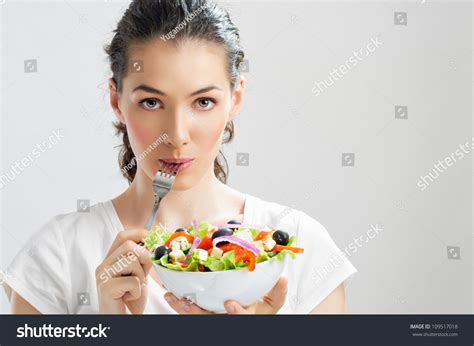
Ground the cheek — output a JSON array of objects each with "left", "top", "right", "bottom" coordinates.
[
  {"left": 124, "top": 115, "right": 155, "bottom": 152},
  {"left": 195, "top": 119, "right": 225, "bottom": 152}
]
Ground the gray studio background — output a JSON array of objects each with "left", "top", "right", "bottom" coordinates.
[{"left": 0, "top": 0, "right": 472, "bottom": 313}]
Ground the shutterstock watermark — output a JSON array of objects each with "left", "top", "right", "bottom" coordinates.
[
  {"left": 160, "top": 5, "right": 207, "bottom": 41},
  {"left": 417, "top": 137, "right": 473, "bottom": 191},
  {"left": 17, "top": 323, "right": 110, "bottom": 338},
  {"left": 97, "top": 242, "right": 149, "bottom": 284},
  {"left": 121, "top": 133, "right": 169, "bottom": 176},
  {"left": 311, "top": 36, "right": 383, "bottom": 96},
  {"left": 311, "top": 223, "right": 383, "bottom": 283},
  {"left": 0, "top": 129, "right": 64, "bottom": 190}
]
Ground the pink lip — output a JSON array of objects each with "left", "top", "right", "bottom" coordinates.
[
  {"left": 159, "top": 158, "right": 194, "bottom": 164},
  {"left": 159, "top": 159, "right": 194, "bottom": 174}
]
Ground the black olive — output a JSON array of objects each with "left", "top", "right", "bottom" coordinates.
[
  {"left": 175, "top": 227, "right": 188, "bottom": 233},
  {"left": 272, "top": 230, "right": 289, "bottom": 245},
  {"left": 227, "top": 219, "right": 241, "bottom": 230},
  {"left": 154, "top": 245, "right": 170, "bottom": 260},
  {"left": 211, "top": 228, "right": 234, "bottom": 243}
]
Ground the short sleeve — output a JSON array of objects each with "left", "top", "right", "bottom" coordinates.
[
  {"left": 290, "top": 211, "right": 357, "bottom": 313},
  {"left": 1, "top": 217, "right": 72, "bottom": 314}
]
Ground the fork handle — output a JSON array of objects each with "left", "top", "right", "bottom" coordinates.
[{"left": 144, "top": 195, "right": 162, "bottom": 231}]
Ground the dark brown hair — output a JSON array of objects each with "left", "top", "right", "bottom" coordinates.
[{"left": 104, "top": 0, "right": 245, "bottom": 184}]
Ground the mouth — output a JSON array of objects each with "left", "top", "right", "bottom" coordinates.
[{"left": 159, "top": 158, "right": 195, "bottom": 174}]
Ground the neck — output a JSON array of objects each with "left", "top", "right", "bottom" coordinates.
[{"left": 116, "top": 164, "right": 231, "bottom": 230}]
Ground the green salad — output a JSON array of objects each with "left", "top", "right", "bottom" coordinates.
[{"left": 144, "top": 220, "right": 304, "bottom": 272}]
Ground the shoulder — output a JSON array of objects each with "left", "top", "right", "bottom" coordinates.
[
  {"left": 246, "top": 193, "right": 327, "bottom": 240},
  {"left": 2, "top": 201, "right": 120, "bottom": 314},
  {"left": 30, "top": 201, "right": 118, "bottom": 253},
  {"left": 247, "top": 194, "right": 357, "bottom": 313}
]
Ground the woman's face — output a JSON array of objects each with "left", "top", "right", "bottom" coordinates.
[{"left": 109, "top": 38, "right": 244, "bottom": 190}]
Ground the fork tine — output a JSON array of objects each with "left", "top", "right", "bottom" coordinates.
[
  {"left": 162, "top": 166, "right": 170, "bottom": 178},
  {"left": 168, "top": 164, "right": 176, "bottom": 177},
  {"left": 160, "top": 162, "right": 176, "bottom": 178},
  {"left": 166, "top": 165, "right": 172, "bottom": 178},
  {"left": 170, "top": 164, "right": 178, "bottom": 176},
  {"left": 159, "top": 163, "right": 169, "bottom": 177}
]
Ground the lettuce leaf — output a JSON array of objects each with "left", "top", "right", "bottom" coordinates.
[
  {"left": 221, "top": 250, "right": 237, "bottom": 270},
  {"left": 205, "top": 256, "right": 225, "bottom": 271},
  {"left": 248, "top": 228, "right": 261, "bottom": 238},
  {"left": 287, "top": 235, "right": 297, "bottom": 246},
  {"left": 256, "top": 250, "right": 270, "bottom": 263},
  {"left": 162, "top": 233, "right": 172, "bottom": 243},
  {"left": 156, "top": 254, "right": 183, "bottom": 271},
  {"left": 144, "top": 224, "right": 166, "bottom": 250},
  {"left": 186, "top": 221, "right": 210, "bottom": 238},
  {"left": 274, "top": 249, "right": 296, "bottom": 261},
  {"left": 153, "top": 254, "right": 200, "bottom": 272}
]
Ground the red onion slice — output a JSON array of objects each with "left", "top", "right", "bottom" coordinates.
[
  {"left": 185, "top": 220, "right": 201, "bottom": 263},
  {"left": 212, "top": 235, "right": 261, "bottom": 256}
]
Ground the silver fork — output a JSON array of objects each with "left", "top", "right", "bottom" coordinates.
[{"left": 144, "top": 162, "right": 178, "bottom": 231}]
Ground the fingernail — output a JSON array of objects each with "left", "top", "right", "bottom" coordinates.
[
  {"left": 226, "top": 304, "right": 236, "bottom": 313},
  {"left": 182, "top": 301, "right": 191, "bottom": 312}
]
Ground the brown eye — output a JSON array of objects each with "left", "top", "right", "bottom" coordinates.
[{"left": 194, "top": 98, "right": 216, "bottom": 111}]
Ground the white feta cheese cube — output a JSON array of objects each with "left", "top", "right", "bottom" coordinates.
[
  {"left": 169, "top": 249, "right": 185, "bottom": 263},
  {"left": 263, "top": 238, "right": 276, "bottom": 251},
  {"left": 195, "top": 249, "right": 208, "bottom": 261},
  {"left": 170, "top": 239, "right": 181, "bottom": 251},
  {"left": 171, "top": 236, "right": 191, "bottom": 251},
  {"left": 178, "top": 237, "right": 191, "bottom": 251},
  {"left": 211, "top": 246, "right": 223, "bottom": 259}
]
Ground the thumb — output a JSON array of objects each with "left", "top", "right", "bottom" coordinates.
[
  {"left": 259, "top": 276, "right": 288, "bottom": 313},
  {"left": 126, "top": 282, "right": 148, "bottom": 314},
  {"left": 224, "top": 300, "right": 249, "bottom": 314}
]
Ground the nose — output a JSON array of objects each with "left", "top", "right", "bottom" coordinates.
[{"left": 163, "top": 106, "right": 191, "bottom": 149}]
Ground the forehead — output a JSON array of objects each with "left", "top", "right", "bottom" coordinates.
[{"left": 123, "top": 38, "right": 230, "bottom": 94}]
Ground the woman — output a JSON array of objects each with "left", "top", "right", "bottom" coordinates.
[{"left": 3, "top": 0, "right": 357, "bottom": 314}]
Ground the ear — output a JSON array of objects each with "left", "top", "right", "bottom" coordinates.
[
  {"left": 228, "top": 75, "right": 245, "bottom": 122},
  {"left": 109, "top": 78, "right": 125, "bottom": 124}
]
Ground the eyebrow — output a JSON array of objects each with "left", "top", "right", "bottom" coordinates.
[{"left": 132, "top": 84, "right": 222, "bottom": 97}]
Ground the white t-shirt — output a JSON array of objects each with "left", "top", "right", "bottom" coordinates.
[{"left": 1, "top": 193, "right": 357, "bottom": 314}]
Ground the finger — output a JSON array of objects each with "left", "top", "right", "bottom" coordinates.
[
  {"left": 259, "top": 276, "right": 289, "bottom": 313},
  {"left": 99, "top": 276, "right": 141, "bottom": 303},
  {"left": 131, "top": 244, "right": 153, "bottom": 276},
  {"left": 97, "top": 276, "right": 141, "bottom": 314},
  {"left": 104, "top": 240, "right": 152, "bottom": 273},
  {"left": 164, "top": 293, "right": 213, "bottom": 314},
  {"left": 224, "top": 300, "right": 250, "bottom": 314},
  {"left": 107, "top": 229, "right": 149, "bottom": 257},
  {"left": 99, "top": 250, "right": 147, "bottom": 285},
  {"left": 123, "top": 281, "right": 146, "bottom": 302},
  {"left": 117, "top": 254, "right": 146, "bottom": 284},
  {"left": 125, "top": 281, "right": 149, "bottom": 314}
]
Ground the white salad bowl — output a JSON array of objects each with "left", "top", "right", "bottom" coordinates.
[{"left": 153, "top": 256, "right": 288, "bottom": 313}]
